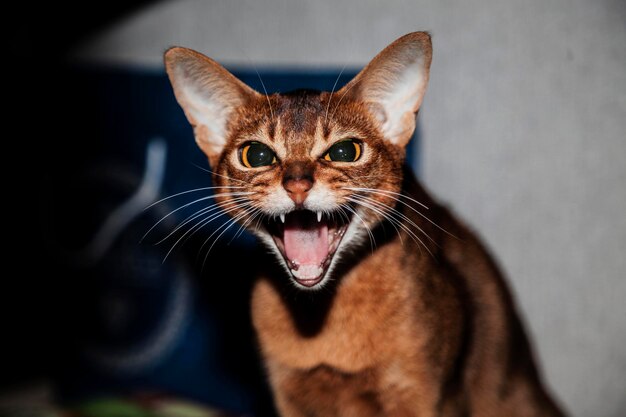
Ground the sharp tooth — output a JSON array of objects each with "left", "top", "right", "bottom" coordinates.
[
  {"left": 279, "top": 213, "right": 285, "bottom": 223},
  {"left": 317, "top": 211, "right": 322, "bottom": 222}
]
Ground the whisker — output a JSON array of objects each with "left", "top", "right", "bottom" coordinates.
[
  {"left": 231, "top": 44, "right": 276, "bottom": 124},
  {"left": 324, "top": 64, "right": 347, "bottom": 126},
  {"left": 200, "top": 205, "right": 259, "bottom": 271},
  {"left": 191, "top": 163, "right": 250, "bottom": 186},
  {"left": 162, "top": 201, "right": 255, "bottom": 263},
  {"left": 340, "top": 203, "right": 376, "bottom": 254},
  {"left": 154, "top": 196, "right": 252, "bottom": 245},
  {"left": 345, "top": 187, "right": 429, "bottom": 210},
  {"left": 347, "top": 196, "right": 411, "bottom": 242},
  {"left": 350, "top": 194, "right": 437, "bottom": 245},
  {"left": 230, "top": 206, "right": 263, "bottom": 243},
  {"left": 253, "top": 210, "right": 267, "bottom": 231},
  {"left": 155, "top": 206, "right": 214, "bottom": 244},
  {"left": 348, "top": 194, "right": 437, "bottom": 250},
  {"left": 141, "top": 191, "right": 256, "bottom": 242},
  {"left": 253, "top": 67, "right": 275, "bottom": 123},
  {"left": 143, "top": 185, "right": 246, "bottom": 211},
  {"left": 195, "top": 204, "right": 256, "bottom": 257},
  {"left": 330, "top": 75, "right": 364, "bottom": 121},
  {"left": 184, "top": 204, "right": 251, "bottom": 243},
  {"left": 347, "top": 196, "right": 433, "bottom": 258},
  {"left": 352, "top": 173, "right": 405, "bottom": 182},
  {"left": 346, "top": 195, "right": 404, "bottom": 245},
  {"left": 344, "top": 187, "right": 459, "bottom": 240},
  {"left": 346, "top": 196, "right": 406, "bottom": 247}
]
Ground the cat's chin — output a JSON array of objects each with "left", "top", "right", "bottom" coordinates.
[{"left": 261, "top": 209, "right": 351, "bottom": 290}]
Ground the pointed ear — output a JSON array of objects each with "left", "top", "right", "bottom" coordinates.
[
  {"left": 338, "top": 32, "right": 432, "bottom": 147},
  {"left": 164, "top": 47, "right": 258, "bottom": 165}
]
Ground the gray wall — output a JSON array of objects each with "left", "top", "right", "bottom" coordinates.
[{"left": 76, "top": 1, "right": 626, "bottom": 415}]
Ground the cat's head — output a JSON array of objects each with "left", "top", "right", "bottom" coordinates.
[{"left": 165, "top": 32, "right": 432, "bottom": 290}]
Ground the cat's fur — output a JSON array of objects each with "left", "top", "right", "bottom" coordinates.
[{"left": 164, "top": 32, "right": 565, "bottom": 416}]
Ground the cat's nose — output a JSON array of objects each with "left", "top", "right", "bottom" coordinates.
[
  {"left": 284, "top": 178, "right": 313, "bottom": 205},
  {"left": 283, "top": 161, "right": 314, "bottom": 206}
]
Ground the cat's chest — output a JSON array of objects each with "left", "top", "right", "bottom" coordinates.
[{"left": 251, "top": 242, "right": 420, "bottom": 372}]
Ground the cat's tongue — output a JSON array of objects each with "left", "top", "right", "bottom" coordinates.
[{"left": 283, "top": 215, "right": 328, "bottom": 282}]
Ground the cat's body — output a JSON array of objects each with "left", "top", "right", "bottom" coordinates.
[
  {"left": 164, "top": 32, "right": 565, "bottom": 416},
  {"left": 252, "top": 167, "right": 561, "bottom": 416}
]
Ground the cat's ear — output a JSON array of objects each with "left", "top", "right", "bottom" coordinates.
[
  {"left": 164, "top": 47, "right": 258, "bottom": 165},
  {"left": 338, "top": 32, "right": 432, "bottom": 147}
]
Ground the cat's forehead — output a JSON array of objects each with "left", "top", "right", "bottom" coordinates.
[
  {"left": 272, "top": 89, "right": 326, "bottom": 139},
  {"left": 232, "top": 88, "right": 378, "bottom": 158},
  {"left": 234, "top": 89, "right": 328, "bottom": 156}
]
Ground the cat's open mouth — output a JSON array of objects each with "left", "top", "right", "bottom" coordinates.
[{"left": 265, "top": 210, "right": 350, "bottom": 288}]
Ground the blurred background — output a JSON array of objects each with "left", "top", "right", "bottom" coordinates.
[{"left": 4, "top": 0, "right": 625, "bottom": 416}]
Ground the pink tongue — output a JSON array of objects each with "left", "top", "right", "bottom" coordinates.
[{"left": 283, "top": 221, "right": 329, "bottom": 267}]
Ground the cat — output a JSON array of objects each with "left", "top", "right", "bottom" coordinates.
[{"left": 164, "top": 32, "right": 565, "bottom": 417}]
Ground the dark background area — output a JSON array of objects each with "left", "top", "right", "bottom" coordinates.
[
  {"left": 5, "top": 2, "right": 153, "bottom": 390},
  {"left": 4, "top": 4, "right": 360, "bottom": 415}
]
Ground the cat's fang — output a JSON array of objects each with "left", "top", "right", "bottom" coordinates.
[
  {"left": 317, "top": 211, "right": 322, "bottom": 222},
  {"left": 280, "top": 213, "right": 285, "bottom": 223}
]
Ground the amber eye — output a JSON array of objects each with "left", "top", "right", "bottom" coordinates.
[
  {"left": 240, "top": 142, "right": 277, "bottom": 168},
  {"left": 324, "top": 139, "right": 362, "bottom": 162}
]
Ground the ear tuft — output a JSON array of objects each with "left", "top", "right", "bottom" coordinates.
[
  {"left": 338, "top": 32, "right": 432, "bottom": 147},
  {"left": 164, "top": 47, "right": 258, "bottom": 165}
]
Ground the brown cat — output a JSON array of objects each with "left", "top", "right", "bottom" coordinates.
[{"left": 164, "top": 32, "right": 565, "bottom": 417}]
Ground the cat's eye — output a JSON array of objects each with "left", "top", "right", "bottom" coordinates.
[
  {"left": 240, "top": 142, "right": 277, "bottom": 168},
  {"left": 323, "top": 139, "right": 362, "bottom": 163}
]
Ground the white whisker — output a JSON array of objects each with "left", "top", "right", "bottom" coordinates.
[
  {"left": 142, "top": 191, "right": 256, "bottom": 242},
  {"left": 347, "top": 195, "right": 434, "bottom": 258},
  {"left": 253, "top": 67, "right": 275, "bottom": 123},
  {"left": 344, "top": 186, "right": 458, "bottom": 239},
  {"left": 350, "top": 194, "right": 437, "bottom": 245},
  {"left": 347, "top": 196, "right": 404, "bottom": 245},
  {"left": 324, "top": 65, "right": 347, "bottom": 126},
  {"left": 330, "top": 75, "right": 364, "bottom": 121},
  {"left": 162, "top": 201, "right": 255, "bottom": 263},
  {"left": 230, "top": 207, "right": 263, "bottom": 242},
  {"left": 341, "top": 203, "right": 376, "bottom": 254},
  {"left": 200, "top": 205, "right": 259, "bottom": 270},
  {"left": 231, "top": 45, "right": 275, "bottom": 124},
  {"left": 345, "top": 187, "right": 429, "bottom": 209},
  {"left": 254, "top": 210, "right": 267, "bottom": 231},
  {"left": 347, "top": 196, "right": 414, "bottom": 243},
  {"left": 191, "top": 163, "right": 250, "bottom": 185},
  {"left": 143, "top": 185, "right": 245, "bottom": 211},
  {"left": 353, "top": 173, "right": 404, "bottom": 182},
  {"left": 154, "top": 196, "right": 252, "bottom": 245}
]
